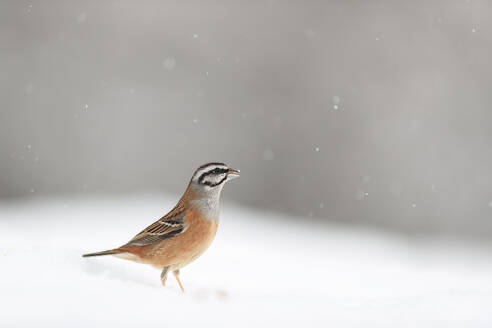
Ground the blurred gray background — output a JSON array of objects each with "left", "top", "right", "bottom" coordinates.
[{"left": 1, "top": 0, "right": 491, "bottom": 237}]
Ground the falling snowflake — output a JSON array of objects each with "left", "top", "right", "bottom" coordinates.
[
  {"left": 25, "top": 83, "right": 35, "bottom": 94},
  {"left": 355, "top": 189, "right": 367, "bottom": 200},
  {"left": 332, "top": 96, "right": 341, "bottom": 110},
  {"left": 76, "top": 13, "right": 87, "bottom": 23},
  {"left": 305, "top": 29, "right": 315, "bottom": 39},
  {"left": 262, "top": 149, "right": 274, "bottom": 161},
  {"left": 162, "top": 57, "right": 176, "bottom": 70},
  {"left": 273, "top": 117, "right": 283, "bottom": 128}
]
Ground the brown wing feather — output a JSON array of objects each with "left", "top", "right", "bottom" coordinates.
[{"left": 124, "top": 203, "right": 188, "bottom": 247}]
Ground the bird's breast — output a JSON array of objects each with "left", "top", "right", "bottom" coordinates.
[{"left": 182, "top": 209, "right": 218, "bottom": 252}]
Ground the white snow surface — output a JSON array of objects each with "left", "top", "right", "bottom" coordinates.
[{"left": 1, "top": 194, "right": 492, "bottom": 327}]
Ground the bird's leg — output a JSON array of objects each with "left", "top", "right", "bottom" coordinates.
[
  {"left": 173, "top": 269, "right": 184, "bottom": 292},
  {"left": 160, "top": 266, "right": 170, "bottom": 286}
]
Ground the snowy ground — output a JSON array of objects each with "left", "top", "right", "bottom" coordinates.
[{"left": 1, "top": 194, "right": 492, "bottom": 327}]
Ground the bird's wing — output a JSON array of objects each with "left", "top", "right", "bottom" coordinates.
[{"left": 124, "top": 205, "right": 188, "bottom": 247}]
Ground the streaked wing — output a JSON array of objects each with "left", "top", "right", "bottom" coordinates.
[{"left": 125, "top": 206, "right": 188, "bottom": 247}]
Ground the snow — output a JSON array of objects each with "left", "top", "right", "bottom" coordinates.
[{"left": 1, "top": 194, "right": 492, "bottom": 327}]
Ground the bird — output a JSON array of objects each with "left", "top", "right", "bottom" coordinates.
[{"left": 82, "top": 162, "right": 240, "bottom": 292}]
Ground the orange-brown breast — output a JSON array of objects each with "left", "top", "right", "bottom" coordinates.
[{"left": 128, "top": 209, "right": 218, "bottom": 269}]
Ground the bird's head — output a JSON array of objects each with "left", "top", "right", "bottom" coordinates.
[{"left": 190, "top": 162, "right": 240, "bottom": 193}]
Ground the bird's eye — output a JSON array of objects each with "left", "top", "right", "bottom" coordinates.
[{"left": 211, "top": 168, "right": 226, "bottom": 175}]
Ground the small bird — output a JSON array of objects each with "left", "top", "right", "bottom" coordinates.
[{"left": 83, "top": 162, "right": 240, "bottom": 292}]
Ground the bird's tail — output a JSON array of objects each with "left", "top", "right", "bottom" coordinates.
[{"left": 82, "top": 249, "right": 123, "bottom": 257}]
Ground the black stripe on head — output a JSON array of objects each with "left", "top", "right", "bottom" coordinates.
[
  {"left": 196, "top": 162, "right": 227, "bottom": 171},
  {"left": 201, "top": 176, "right": 227, "bottom": 187},
  {"left": 194, "top": 163, "right": 227, "bottom": 178},
  {"left": 198, "top": 169, "right": 229, "bottom": 185}
]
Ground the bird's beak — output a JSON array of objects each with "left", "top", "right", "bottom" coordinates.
[{"left": 227, "top": 168, "right": 240, "bottom": 179}]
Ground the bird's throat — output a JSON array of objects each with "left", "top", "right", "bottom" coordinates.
[{"left": 190, "top": 187, "right": 222, "bottom": 221}]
